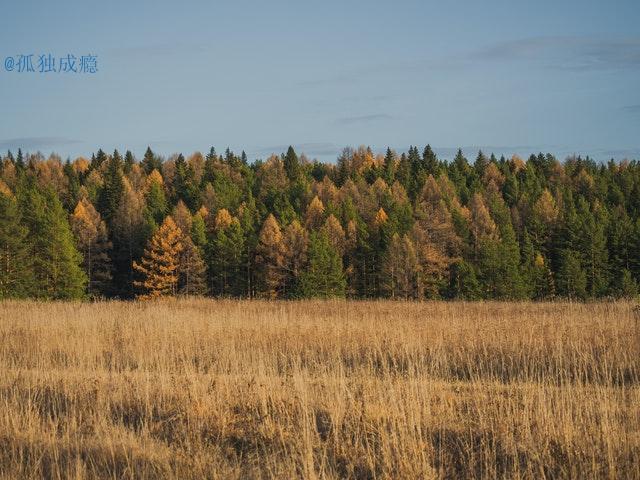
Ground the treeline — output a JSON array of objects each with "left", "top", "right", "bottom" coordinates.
[{"left": 1, "top": 145, "right": 639, "bottom": 300}]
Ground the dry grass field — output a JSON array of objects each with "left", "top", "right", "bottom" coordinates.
[{"left": 0, "top": 300, "right": 638, "bottom": 479}]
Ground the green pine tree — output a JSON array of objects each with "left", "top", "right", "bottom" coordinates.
[
  {"left": 297, "top": 232, "right": 346, "bottom": 298},
  {"left": 17, "top": 181, "right": 86, "bottom": 299},
  {"left": 97, "top": 150, "right": 125, "bottom": 224},
  {"left": 0, "top": 191, "right": 34, "bottom": 298}
]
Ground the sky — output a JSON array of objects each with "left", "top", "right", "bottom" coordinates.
[{"left": 0, "top": 0, "right": 639, "bottom": 163}]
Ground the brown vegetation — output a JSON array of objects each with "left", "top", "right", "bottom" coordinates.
[{"left": 0, "top": 300, "right": 638, "bottom": 479}]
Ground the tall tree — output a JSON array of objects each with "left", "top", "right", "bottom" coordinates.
[
  {"left": 255, "top": 214, "right": 287, "bottom": 298},
  {"left": 70, "top": 197, "right": 112, "bottom": 297},
  {"left": 111, "top": 178, "right": 147, "bottom": 298},
  {"left": 283, "top": 145, "right": 301, "bottom": 181},
  {"left": 0, "top": 191, "right": 34, "bottom": 298},
  {"left": 208, "top": 209, "right": 245, "bottom": 296},
  {"left": 133, "top": 216, "right": 184, "bottom": 299},
  {"left": 298, "top": 232, "right": 346, "bottom": 298},
  {"left": 382, "top": 233, "right": 420, "bottom": 299},
  {"left": 17, "top": 181, "right": 86, "bottom": 299},
  {"left": 282, "top": 219, "right": 309, "bottom": 297},
  {"left": 97, "top": 150, "right": 125, "bottom": 225}
]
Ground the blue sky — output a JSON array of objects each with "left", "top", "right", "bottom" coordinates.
[{"left": 1, "top": 0, "right": 639, "bottom": 163}]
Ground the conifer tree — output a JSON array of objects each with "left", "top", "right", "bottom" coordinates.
[
  {"left": 70, "top": 197, "right": 112, "bottom": 297},
  {"left": 124, "top": 150, "right": 135, "bottom": 174},
  {"left": 321, "top": 214, "right": 346, "bottom": 256},
  {"left": 556, "top": 249, "right": 587, "bottom": 299},
  {"left": 133, "top": 216, "right": 183, "bottom": 299},
  {"left": 283, "top": 146, "right": 300, "bottom": 181},
  {"left": 255, "top": 214, "right": 286, "bottom": 298},
  {"left": 382, "top": 233, "right": 420, "bottom": 299},
  {"left": 141, "top": 146, "right": 162, "bottom": 174},
  {"left": 282, "top": 219, "right": 309, "bottom": 296},
  {"left": 172, "top": 154, "right": 199, "bottom": 210},
  {"left": 447, "top": 260, "right": 481, "bottom": 300},
  {"left": 208, "top": 209, "right": 245, "bottom": 296},
  {"left": 112, "top": 178, "right": 147, "bottom": 298},
  {"left": 97, "top": 150, "right": 125, "bottom": 225},
  {"left": 382, "top": 148, "right": 395, "bottom": 185},
  {"left": 17, "top": 181, "right": 86, "bottom": 299},
  {"left": 0, "top": 191, "right": 34, "bottom": 298},
  {"left": 298, "top": 232, "right": 346, "bottom": 298},
  {"left": 422, "top": 144, "right": 438, "bottom": 176},
  {"left": 178, "top": 235, "right": 207, "bottom": 296},
  {"left": 144, "top": 169, "right": 167, "bottom": 227},
  {"left": 305, "top": 196, "right": 325, "bottom": 231}
]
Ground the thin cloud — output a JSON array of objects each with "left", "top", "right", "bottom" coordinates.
[
  {"left": 622, "top": 104, "right": 640, "bottom": 114},
  {"left": 0, "top": 137, "right": 82, "bottom": 151},
  {"left": 335, "top": 114, "right": 392, "bottom": 125},
  {"left": 472, "top": 35, "right": 640, "bottom": 71}
]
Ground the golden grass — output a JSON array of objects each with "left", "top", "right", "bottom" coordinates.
[{"left": 0, "top": 300, "right": 638, "bottom": 479}]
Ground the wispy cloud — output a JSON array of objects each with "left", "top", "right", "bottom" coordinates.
[
  {"left": 622, "top": 104, "right": 640, "bottom": 114},
  {"left": 335, "top": 114, "right": 392, "bottom": 125},
  {"left": 471, "top": 36, "right": 640, "bottom": 71},
  {"left": 0, "top": 137, "right": 82, "bottom": 151}
]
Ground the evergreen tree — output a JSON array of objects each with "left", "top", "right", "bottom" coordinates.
[
  {"left": 612, "top": 268, "right": 638, "bottom": 299},
  {"left": 97, "top": 150, "right": 125, "bottom": 225},
  {"left": 144, "top": 169, "right": 168, "bottom": 227},
  {"left": 422, "top": 145, "right": 438, "bottom": 176},
  {"left": 382, "top": 148, "right": 395, "bottom": 185},
  {"left": 141, "top": 146, "right": 162, "bottom": 174},
  {"left": 15, "top": 148, "right": 25, "bottom": 170},
  {"left": 172, "top": 154, "right": 199, "bottom": 210},
  {"left": 556, "top": 249, "right": 587, "bottom": 300},
  {"left": 575, "top": 199, "right": 609, "bottom": 297},
  {"left": 283, "top": 145, "right": 301, "bottom": 181},
  {"left": 447, "top": 260, "right": 481, "bottom": 300},
  {"left": 0, "top": 191, "right": 34, "bottom": 298},
  {"left": 298, "top": 232, "right": 346, "bottom": 298},
  {"left": 17, "top": 181, "right": 86, "bottom": 299},
  {"left": 123, "top": 150, "right": 135, "bottom": 174},
  {"left": 208, "top": 209, "right": 245, "bottom": 296}
]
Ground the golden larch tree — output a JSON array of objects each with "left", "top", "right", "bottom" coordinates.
[
  {"left": 255, "top": 214, "right": 287, "bottom": 298},
  {"left": 321, "top": 214, "right": 346, "bottom": 255},
  {"left": 305, "top": 196, "right": 325, "bottom": 231},
  {"left": 133, "top": 216, "right": 184, "bottom": 299},
  {"left": 70, "top": 197, "right": 112, "bottom": 296}
]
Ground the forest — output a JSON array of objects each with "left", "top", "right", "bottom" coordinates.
[{"left": 1, "top": 144, "right": 639, "bottom": 300}]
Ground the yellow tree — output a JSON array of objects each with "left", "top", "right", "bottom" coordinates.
[
  {"left": 133, "top": 216, "right": 183, "bottom": 299},
  {"left": 282, "top": 219, "right": 309, "bottom": 295},
  {"left": 70, "top": 197, "right": 112, "bottom": 296},
  {"left": 255, "top": 214, "right": 286, "bottom": 298},
  {"left": 321, "top": 214, "right": 346, "bottom": 255},
  {"left": 383, "top": 233, "right": 420, "bottom": 299},
  {"left": 172, "top": 202, "right": 207, "bottom": 295},
  {"left": 305, "top": 196, "right": 325, "bottom": 231}
]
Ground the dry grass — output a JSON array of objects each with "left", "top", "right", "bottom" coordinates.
[{"left": 0, "top": 300, "right": 638, "bottom": 479}]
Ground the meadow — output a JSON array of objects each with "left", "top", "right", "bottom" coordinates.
[{"left": 0, "top": 300, "right": 638, "bottom": 479}]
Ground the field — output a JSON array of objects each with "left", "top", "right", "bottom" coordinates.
[{"left": 0, "top": 300, "right": 638, "bottom": 479}]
